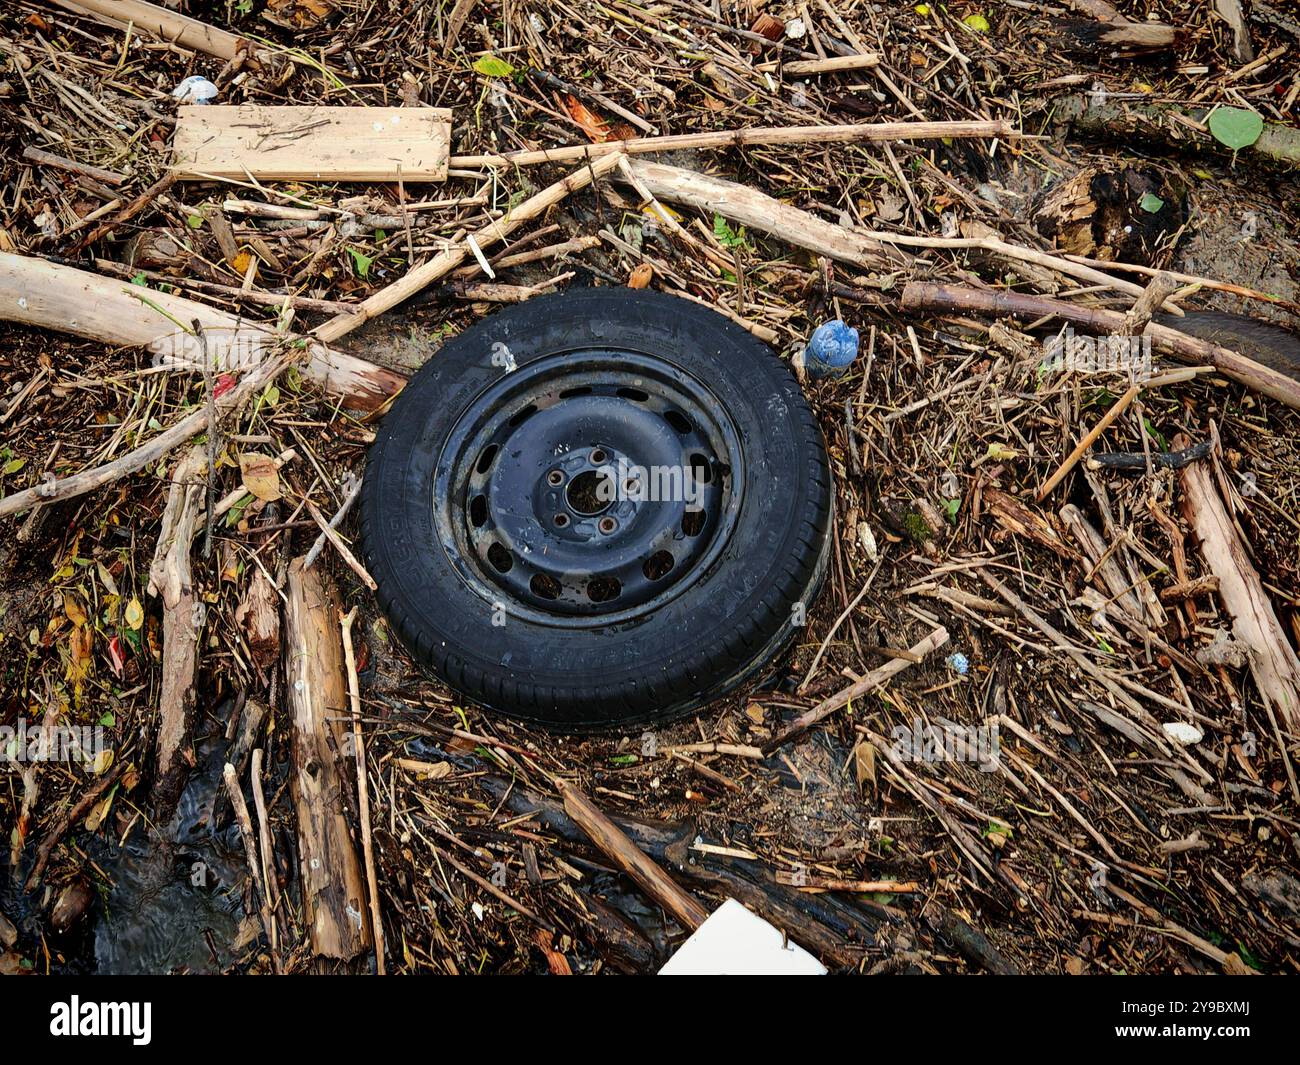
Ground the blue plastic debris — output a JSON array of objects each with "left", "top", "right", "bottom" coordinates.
[
  {"left": 945, "top": 652, "right": 969, "bottom": 676},
  {"left": 802, "top": 320, "right": 859, "bottom": 378}
]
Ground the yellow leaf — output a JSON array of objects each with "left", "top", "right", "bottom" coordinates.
[
  {"left": 91, "top": 747, "right": 114, "bottom": 776},
  {"left": 239, "top": 452, "right": 281, "bottom": 502},
  {"left": 124, "top": 597, "right": 144, "bottom": 631},
  {"left": 64, "top": 594, "right": 87, "bottom": 627},
  {"left": 232, "top": 250, "right": 256, "bottom": 279}
]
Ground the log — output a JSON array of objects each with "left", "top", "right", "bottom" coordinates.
[
  {"left": 899, "top": 281, "right": 1300, "bottom": 411},
  {"left": 480, "top": 776, "right": 891, "bottom": 969},
  {"left": 1178, "top": 439, "right": 1300, "bottom": 733},
  {"left": 283, "top": 556, "right": 372, "bottom": 959},
  {"left": 146, "top": 446, "right": 208, "bottom": 813},
  {"left": 1056, "top": 95, "right": 1300, "bottom": 169},
  {"left": 0, "top": 253, "right": 404, "bottom": 412}
]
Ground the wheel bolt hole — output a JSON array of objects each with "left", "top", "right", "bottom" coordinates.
[
  {"left": 547, "top": 470, "right": 564, "bottom": 487},
  {"left": 598, "top": 517, "right": 617, "bottom": 534},
  {"left": 589, "top": 448, "right": 607, "bottom": 465},
  {"left": 553, "top": 513, "right": 569, "bottom": 527},
  {"left": 530, "top": 573, "right": 561, "bottom": 600},
  {"left": 643, "top": 550, "right": 675, "bottom": 581},
  {"left": 586, "top": 577, "right": 621, "bottom": 603},
  {"left": 486, "top": 542, "right": 513, "bottom": 573}
]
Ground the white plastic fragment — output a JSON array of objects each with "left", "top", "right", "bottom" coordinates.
[
  {"left": 466, "top": 234, "right": 496, "bottom": 279},
  {"left": 1162, "top": 721, "right": 1204, "bottom": 746},
  {"left": 658, "top": 898, "right": 826, "bottom": 975},
  {"left": 172, "top": 76, "right": 219, "bottom": 105}
]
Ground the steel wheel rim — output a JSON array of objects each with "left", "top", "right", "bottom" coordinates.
[{"left": 434, "top": 348, "right": 745, "bottom": 627}]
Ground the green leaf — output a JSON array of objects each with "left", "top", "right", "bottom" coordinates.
[
  {"left": 1138, "top": 192, "right": 1165, "bottom": 214},
  {"left": 472, "top": 55, "right": 515, "bottom": 78},
  {"left": 186, "top": 213, "right": 205, "bottom": 229},
  {"left": 712, "top": 214, "right": 747, "bottom": 248},
  {"left": 1209, "top": 107, "right": 1264, "bottom": 152},
  {"left": 962, "top": 13, "right": 990, "bottom": 32},
  {"left": 346, "top": 247, "right": 374, "bottom": 279},
  {"left": 3, "top": 457, "right": 26, "bottom": 475}
]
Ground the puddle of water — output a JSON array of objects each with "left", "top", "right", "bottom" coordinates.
[{"left": 93, "top": 733, "right": 245, "bottom": 974}]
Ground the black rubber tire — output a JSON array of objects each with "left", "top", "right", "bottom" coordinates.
[{"left": 360, "top": 288, "right": 831, "bottom": 732}]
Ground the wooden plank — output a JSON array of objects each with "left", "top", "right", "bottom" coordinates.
[{"left": 172, "top": 105, "right": 452, "bottom": 182}]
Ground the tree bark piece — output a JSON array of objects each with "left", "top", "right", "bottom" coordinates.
[
  {"left": 0, "top": 252, "right": 404, "bottom": 412},
  {"left": 146, "top": 446, "right": 208, "bottom": 813},
  {"left": 1178, "top": 440, "right": 1300, "bottom": 732},
  {"left": 284, "top": 557, "right": 372, "bottom": 959},
  {"left": 340, "top": 608, "right": 385, "bottom": 975}
]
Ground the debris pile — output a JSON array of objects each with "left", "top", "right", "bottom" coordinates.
[{"left": 1, "top": 1, "right": 1298, "bottom": 975}]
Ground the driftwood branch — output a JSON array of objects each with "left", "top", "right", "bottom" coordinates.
[
  {"left": 0, "top": 253, "right": 404, "bottom": 411},
  {"left": 762, "top": 626, "right": 950, "bottom": 754},
  {"left": 313, "top": 152, "right": 626, "bottom": 343},
  {"left": 452, "top": 119, "right": 1014, "bottom": 169},
  {"left": 620, "top": 160, "right": 910, "bottom": 272}
]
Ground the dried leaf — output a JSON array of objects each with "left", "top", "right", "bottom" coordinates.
[
  {"left": 628, "top": 263, "right": 654, "bottom": 289},
  {"left": 563, "top": 94, "right": 616, "bottom": 143},
  {"left": 239, "top": 453, "right": 281, "bottom": 502}
]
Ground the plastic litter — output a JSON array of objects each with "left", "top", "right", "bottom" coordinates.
[
  {"left": 802, "top": 320, "right": 859, "bottom": 378},
  {"left": 946, "top": 652, "right": 969, "bottom": 675},
  {"left": 173, "top": 76, "right": 219, "bottom": 105},
  {"left": 658, "top": 898, "right": 826, "bottom": 975}
]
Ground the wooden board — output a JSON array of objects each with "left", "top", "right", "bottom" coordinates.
[{"left": 172, "top": 105, "right": 452, "bottom": 182}]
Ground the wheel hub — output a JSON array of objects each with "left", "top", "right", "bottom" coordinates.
[{"left": 435, "top": 351, "right": 744, "bottom": 624}]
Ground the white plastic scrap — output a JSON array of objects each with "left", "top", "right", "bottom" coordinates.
[
  {"left": 659, "top": 899, "right": 826, "bottom": 975},
  {"left": 173, "top": 76, "right": 219, "bottom": 105},
  {"left": 1162, "top": 721, "right": 1204, "bottom": 746}
]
